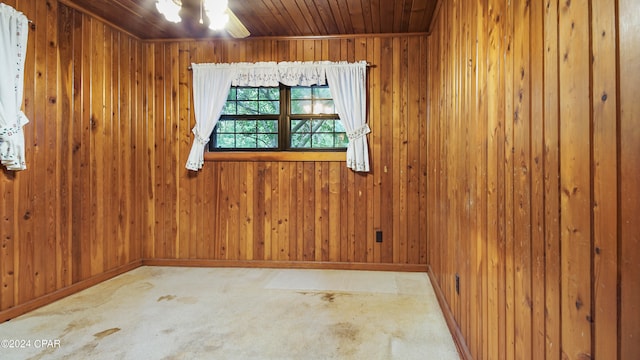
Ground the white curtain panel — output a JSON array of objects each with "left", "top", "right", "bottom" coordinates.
[
  {"left": 0, "top": 3, "right": 29, "bottom": 171},
  {"left": 185, "top": 63, "right": 236, "bottom": 171},
  {"left": 186, "top": 61, "right": 370, "bottom": 172},
  {"left": 325, "top": 61, "right": 370, "bottom": 172}
]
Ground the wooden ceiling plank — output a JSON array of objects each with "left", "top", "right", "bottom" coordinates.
[
  {"left": 271, "top": 0, "right": 306, "bottom": 36},
  {"left": 293, "top": 0, "right": 324, "bottom": 35},
  {"left": 61, "top": 0, "right": 438, "bottom": 38},
  {"left": 310, "top": 0, "right": 340, "bottom": 35},
  {"left": 407, "top": 0, "right": 429, "bottom": 32},
  {"left": 345, "top": 0, "right": 365, "bottom": 34},
  {"left": 379, "top": 0, "right": 395, "bottom": 33},
  {"left": 229, "top": 0, "right": 270, "bottom": 36},
  {"left": 326, "top": 0, "right": 348, "bottom": 34},
  {"left": 254, "top": 0, "right": 295, "bottom": 36},
  {"left": 370, "top": 0, "right": 381, "bottom": 33},
  {"left": 419, "top": 0, "right": 438, "bottom": 34},
  {"left": 335, "top": 0, "right": 355, "bottom": 34},
  {"left": 392, "top": 0, "right": 405, "bottom": 33},
  {"left": 359, "top": 0, "right": 374, "bottom": 34},
  {"left": 401, "top": 0, "right": 413, "bottom": 32}
]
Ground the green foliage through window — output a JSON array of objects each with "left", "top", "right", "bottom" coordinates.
[{"left": 211, "top": 85, "right": 347, "bottom": 151}]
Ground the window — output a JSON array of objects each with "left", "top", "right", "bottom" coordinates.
[{"left": 209, "top": 84, "right": 348, "bottom": 151}]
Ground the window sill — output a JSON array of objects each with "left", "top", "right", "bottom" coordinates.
[{"left": 204, "top": 151, "right": 346, "bottom": 162}]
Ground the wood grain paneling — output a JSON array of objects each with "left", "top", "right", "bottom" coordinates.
[
  {"left": 143, "top": 35, "right": 429, "bottom": 267},
  {"left": 1, "top": 2, "right": 636, "bottom": 359},
  {"left": 0, "top": 7, "right": 430, "bottom": 319},
  {"left": 0, "top": 1, "right": 145, "bottom": 321},
  {"left": 426, "top": 0, "right": 639, "bottom": 359},
  {"left": 619, "top": 1, "right": 640, "bottom": 358}
]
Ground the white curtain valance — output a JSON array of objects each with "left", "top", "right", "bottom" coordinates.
[
  {"left": 0, "top": 3, "right": 29, "bottom": 171},
  {"left": 185, "top": 60, "right": 370, "bottom": 172},
  {"left": 193, "top": 61, "right": 333, "bottom": 87}
]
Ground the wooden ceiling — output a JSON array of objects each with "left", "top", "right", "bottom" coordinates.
[{"left": 60, "top": 0, "right": 440, "bottom": 39}]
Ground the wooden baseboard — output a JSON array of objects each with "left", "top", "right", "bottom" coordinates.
[
  {"left": 0, "top": 260, "right": 143, "bottom": 323},
  {"left": 143, "top": 259, "right": 428, "bottom": 272},
  {"left": 427, "top": 265, "right": 473, "bottom": 360}
]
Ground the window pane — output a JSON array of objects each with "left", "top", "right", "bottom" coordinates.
[
  {"left": 212, "top": 85, "right": 345, "bottom": 151},
  {"left": 291, "top": 87, "right": 311, "bottom": 99},
  {"left": 291, "top": 119, "right": 311, "bottom": 133},
  {"left": 312, "top": 134, "right": 334, "bottom": 148},
  {"left": 256, "top": 134, "right": 278, "bottom": 148},
  {"left": 313, "top": 87, "right": 332, "bottom": 98},
  {"left": 258, "top": 100, "right": 279, "bottom": 114},
  {"left": 222, "top": 102, "right": 236, "bottom": 115},
  {"left": 259, "top": 87, "right": 279, "bottom": 100},
  {"left": 289, "top": 118, "right": 347, "bottom": 149},
  {"left": 237, "top": 119, "right": 256, "bottom": 132},
  {"left": 237, "top": 88, "right": 258, "bottom": 100},
  {"left": 335, "top": 133, "right": 348, "bottom": 147},
  {"left": 257, "top": 120, "right": 278, "bottom": 133},
  {"left": 291, "top": 100, "right": 312, "bottom": 114},
  {"left": 236, "top": 134, "right": 257, "bottom": 148},
  {"left": 214, "top": 134, "right": 236, "bottom": 148},
  {"left": 238, "top": 101, "right": 259, "bottom": 115},
  {"left": 290, "top": 134, "right": 310, "bottom": 148},
  {"left": 314, "top": 100, "right": 335, "bottom": 114},
  {"left": 315, "top": 119, "right": 335, "bottom": 132},
  {"left": 216, "top": 119, "right": 235, "bottom": 133}
]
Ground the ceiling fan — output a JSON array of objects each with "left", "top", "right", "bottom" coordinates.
[{"left": 155, "top": 0, "right": 250, "bottom": 38}]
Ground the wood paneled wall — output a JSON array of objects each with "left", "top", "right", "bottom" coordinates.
[
  {"left": 1, "top": 1, "right": 430, "bottom": 319},
  {"left": 426, "top": 0, "right": 640, "bottom": 359},
  {"left": 143, "top": 35, "right": 429, "bottom": 267},
  {"left": 0, "top": 1, "right": 145, "bottom": 319}
]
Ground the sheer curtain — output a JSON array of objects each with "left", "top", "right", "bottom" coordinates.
[
  {"left": 0, "top": 4, "right": 29, "bottom": 171},
  {"left": 185, "top": 63, "right": 236, "bottom": 171},
  {"left": 325, "top": 61, "right": 370, "bottom": 172},
  {"left": 186, "top": 61, "right": 370, "bottom": 172}
]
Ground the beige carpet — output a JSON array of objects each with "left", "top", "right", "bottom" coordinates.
[{"left": 0, "top": 267, "right": 459, "bottom": 360}]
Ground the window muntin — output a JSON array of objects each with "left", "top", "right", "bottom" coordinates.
[
  {"left": 290, "top": 86, "right": 335, "bottom": 114},
  {"left": 222, "top": 87, "right": 280, "bottom": 116},
  {"left": 289, "top": 119, "right": 347, "bottom": 149},
  {"left": 210, "top": 85, "right": 346, "bottom": 151},
  {"left": 214, "top": 118, "right": 279, "bottom": 149}
]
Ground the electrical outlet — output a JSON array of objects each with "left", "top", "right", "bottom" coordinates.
[
  {"left": 455, "top": 274, "right": 460, "bottom": 295},
  {"left": 375, "top": 230, "right": 383, "bottom": 243}
]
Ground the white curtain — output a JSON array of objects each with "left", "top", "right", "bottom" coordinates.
[
  {"left": 0, "top": 4, "right": 29, "bottom": 171},
  {"left": 229, "top": 61, "right": 327, "bottom": 87},
  {"left": 277, "top": 61, "right": 328, "bottom": 86},
  {"left": 325, "top": 62, "right": 370, "bottom": 172},
  {"left": 185, "top": 63, "right": 236, "bottom": 171},
  {"left": 186, "top": 61, "right": 369, "bottom": 172}
]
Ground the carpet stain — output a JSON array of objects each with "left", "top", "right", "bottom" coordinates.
[
  {"left": 392, "top": 329, "right": 407, "bottom": 340},
  {"left": 63, "top": 317, "right": 99, "bottom": 334},
  {"left": 330, "top": 322, "right": 361, "bottom": 357},
  {"left": 322, "top": 292, "right": 336, "bottom": 302},
  {"left": 157, "top": 295, "right": 176, "bottom": 302},
  {"left": 134, "top": 281, "right": 154, "bottom": 291},
  {"left": 332, "top": 322, "right": 359, "bottom": 341},
  {"left": 297, "top": 291, "right": 348, "bottom": 303},
  {"left": 94, "top": 327, "right": 121, "bottom": 339}
]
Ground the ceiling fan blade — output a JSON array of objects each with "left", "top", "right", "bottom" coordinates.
[{"left": 225, "top": 8, "right": 250, "bottom": 38}]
